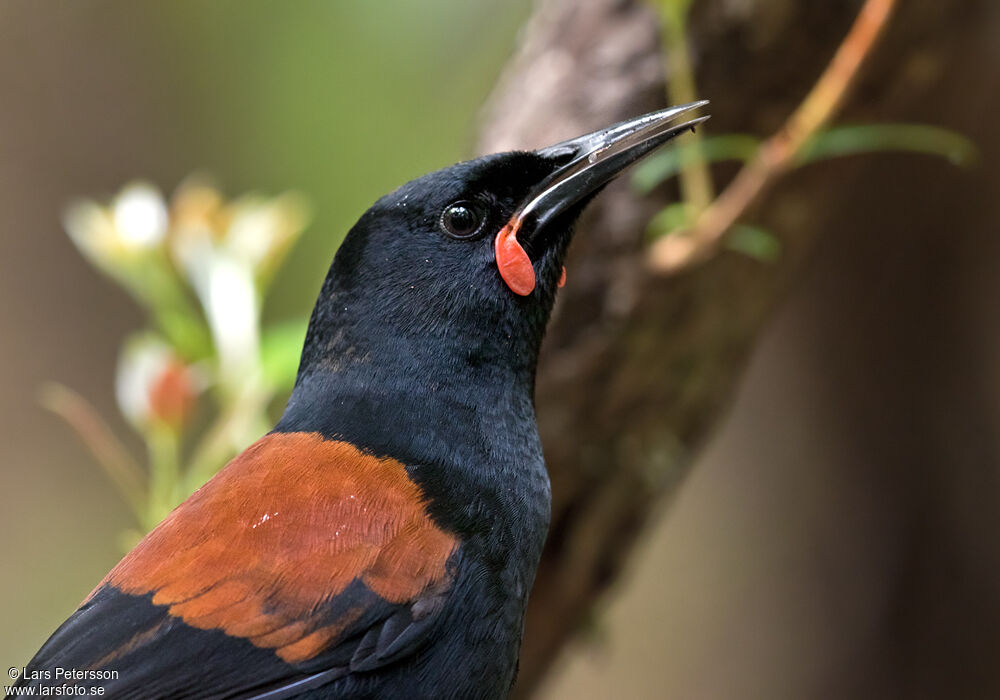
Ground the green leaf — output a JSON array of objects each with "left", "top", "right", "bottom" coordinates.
[
  {"left": 631, "top": 134, "right": 761, "bottom": 194},
  {"left": 797, "top": 124, "right": 978, "bottom": 167},
  {"left": 646, "top": 202, "right": 694, "bottom": 240},
  {"left": 260, "top": 318, "right": 309, "bottom": 391},
  {"left": 726, "top": 224, "right": 781, "bottom": 263}
]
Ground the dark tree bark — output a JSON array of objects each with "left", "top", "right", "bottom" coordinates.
[{"left": 477, "top": 0, "right": 990, "bottom": 694}]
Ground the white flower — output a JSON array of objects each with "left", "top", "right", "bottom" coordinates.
[
  {"left": 183, "top": 245, "right": 260, "bottom": 389},
  {"left": 112, "top": 183, "right": 168, "bottom": 247},
  {"left": 63, "top": 182, "right": 167, "bottom": 266},
  {"left": 166, "top": 179, "right": 308, "bottom": 391}
]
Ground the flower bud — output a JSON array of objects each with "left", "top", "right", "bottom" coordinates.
[{"left": 116, "top": 336, "right": 199, "bottom": 431}]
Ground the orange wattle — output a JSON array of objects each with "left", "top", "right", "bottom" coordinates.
[{"left": 494, "top": 221, "right": 535, "bottom": 296}]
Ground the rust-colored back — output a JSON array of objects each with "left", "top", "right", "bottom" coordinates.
[{"left": 99, "top": 432, "right": 458, "bottom": 663}]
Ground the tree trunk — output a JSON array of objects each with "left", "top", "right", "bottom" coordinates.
[{"left": 477, "top": 0, "right": 988, "bottom": 694}]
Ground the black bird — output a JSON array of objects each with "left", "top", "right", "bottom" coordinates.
[{"left": 14, "top": 102, "right": 708, "bottom": 699}]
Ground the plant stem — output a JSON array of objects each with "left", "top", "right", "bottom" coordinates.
[
  {"left": 185, "top": 381, "right": 272, "bottom": 494},
  {"left": 146, "top": 425, "right": 180, "bottom": 528},
  {"left": 648, "top": 0, "right": 898, "bottom": 272},
  {"left": 39, "top": 383, "right": 147, "bottom": 519},
  {"left": 658, "top": 0, "right": 714, "bottom": 214}
]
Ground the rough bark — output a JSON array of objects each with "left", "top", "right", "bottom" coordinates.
[{"left": 477, "top": 0, "right": 982, "bottom": 694}]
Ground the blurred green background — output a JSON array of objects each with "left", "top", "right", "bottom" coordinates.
[{"left": 0, "top": 0, "right": 530, "bottom": 673}]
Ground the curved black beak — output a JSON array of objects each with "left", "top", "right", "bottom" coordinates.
[
  {"left": 518, "top": 101, "right": 710, "bottom": 238},
  {"left": 493, "top": 101, "right": 710, "bottom": 296}
]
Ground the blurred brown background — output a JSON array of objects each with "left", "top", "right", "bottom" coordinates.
[{"left": 3, "top": 2, "right": 1000, "bottom": 698}]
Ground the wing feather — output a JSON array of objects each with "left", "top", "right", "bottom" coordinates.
[{"left": 18, "top": 432, "right": 460, "bottom": 697}]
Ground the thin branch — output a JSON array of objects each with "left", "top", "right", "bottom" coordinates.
[
  {"left": 39, "top": 383, "right": 147, "bottom": 517},
  {"left": 648, "top": 0, "right": 898, "bottom": 272}
]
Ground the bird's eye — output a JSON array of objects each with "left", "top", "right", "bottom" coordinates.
[{"left": 440, "top": 200, "right": 485, "bottom": 239}]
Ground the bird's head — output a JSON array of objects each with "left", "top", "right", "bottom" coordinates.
[{"left": 297, "top": 103, "right": 709, "bottom": 387}]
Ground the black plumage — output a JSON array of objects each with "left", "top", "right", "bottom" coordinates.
[{"left": 15, "top": 103, "right": 707, "bottom": 699}]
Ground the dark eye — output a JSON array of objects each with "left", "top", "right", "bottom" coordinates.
[{"left": 440, "top": 200, "right": 485, "bottom": 239}]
